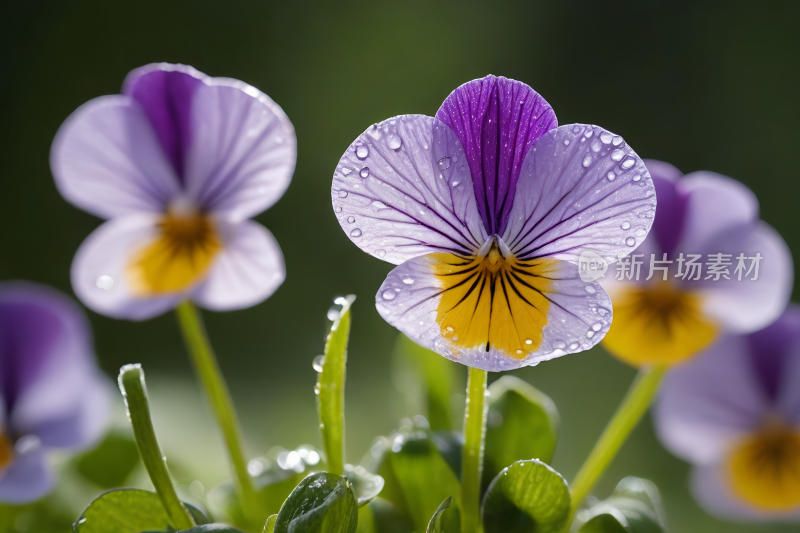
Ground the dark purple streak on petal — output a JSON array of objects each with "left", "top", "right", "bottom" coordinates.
[
  {"left": 436, "top": 75, "right": 557, "bottom": 236},
  {"left": 747, "top": 305, "right": 800, "bottom": 401}
]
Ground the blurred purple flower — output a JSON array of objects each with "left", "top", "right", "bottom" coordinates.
[
  {"left": 51, "top": 63, "right": 296, "bottom": 320},
  {"left": 655, "top": 306, "right": 800, "bottom": 520},
  {"left": 331, "top": 75, "right": 657, "bottom": 370},
  {"left": 601, "top": 161, "right": 793, "bottom": 366},
  {"left": 0, "top": 282, "right": 111, "bottom": 503}
]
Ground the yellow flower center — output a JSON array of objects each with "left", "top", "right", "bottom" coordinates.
[
  {"left": 728, "top": 422, "right": 800, "bottom": 511},
  {"left": 602, "top": 282, "right": 717, "bottom": 366},
  {"left": 431, "top": 240, "right": 556, "bottom": 359},
  {"left": 127, "top": 210, "right": 222, "bottom": 296},
  {"left": 0, "top": 431, "right": 13, "bottom": 472}
]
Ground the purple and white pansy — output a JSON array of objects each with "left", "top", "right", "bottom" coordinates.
[
  {"left": 332, "top": 75, "right": 657, "bottom": 371},
  {"left": 51, "top": 63, "right": 296, "bottom": 320},
  {"left": 0, "top": 282, "right": 111, "bottom": 503}
]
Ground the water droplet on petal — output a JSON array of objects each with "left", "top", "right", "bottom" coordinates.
[
  {"left": 371, "top": 200, "right": 388, "bottom": 209},
  {"left": 382, "top": 289, "right": 396, "bottom": 301},
  {"left": 611, "top": 149, "right": 624, "bottom": 161},
  {"left": 592, "top": 322, "right": 603, "bottom": 331},
  {"left": 569, "top": 342, "right": 580, "bottom": 350},
  {"left": 338, "top": 190, "right": 348, "bottom": 198},
  {"left": 525, "top": 339, "right": 533, "bottom": 345},
  {"left": 584, "top": 128, "right": 594, "bottom": 138},
  {"left": 600, "top": 132, "right": 612, "bottom": 144},
  {"left": 607, "top": 171, "right": 616, "bottom": 181},
  {"left": 612, "top": 135, "right": 623, "bottom": 146},
  {"left": 621, "top": 158, "right": 635, "bottom": 169},
  {"left": 591, "top": 142, "right": 601, "bottom": 153},
  {"left": 341, "top": 168, "right": 352, "bottom": 175},
  {"left": 312, "top": 355, "right": 325, "bottom": 372},
  {"left": 356, "top": 145, "right": 369, "bottom": 159},
  {"left": 96, "top": 275, "right": 114, "bottom": 290},
  {"left": 402, "top": 278, "right": 414, "bottom": 285},
  {"left": 438, "top": 157, "right": 451, "bottom": 170},
  {"left": 626, "top": 237, "right": 636, "bottom": 247},
  {"left": 635, "top": 228, "right": 647, "bottom": 237},
  {"left": 360, "top": 167, "right": 370, "bottom": 178},
  {"left": 555, "top": 340, "right": 566, "bottom": 349},
  {"left": 335, "top": 206, "right": 342, "bottom": 213},
  {"left": 376, "top": 249, "right": 386, "bottom": 258},
  {"left": 582, "top": 155, "right": 593, "bottom": 167},
  {"left": 347, "top": 216, "right": 355, "bottom": 223},
  {"left": 632, "top": 175, "right": 642, "bottom": 182},
  {"left": 587, "top": 331, "right": 595, "bottom": 338},
  {"left": 572, "top": 125, "right": 582, "bottom": 134},
  {"left": 585, "top": 285, "right": 596, "bottom": 294},
  {"left": 563, "top": 139, "right": 570, "bottom": 146},
  {"left": 621, "top": 221, "right": 631, "bottom": 230},
  {"left": 388, "top": 136, "right": 402, "bottom": 150},
  {"left": 350, "top": 228, "right": 362, "bottom": 238}
]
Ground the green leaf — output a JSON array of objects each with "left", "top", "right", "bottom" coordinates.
[
  {"left": 426, "top": 497, "right": 451, "bottom": 533},
  {"left": 317, "top": 295, "right": 355, "bottom": 476},
  {"left": 375, "top": 421, "right": 461, "bottom": 533},
  {"left": 264, "top": 515, "right": 277, "bottom": 533},
  {"left": 274, "top": 472, "right": 358, "bottom": 533},
  {"left": 178, "top": 525, "right": 246, "bottom": 532},
  {"left": 484, "top": 376, "right": 558, "bottom": 492},
  {"left": 481, "top": 460, "right": 571, "bottom": 533},
  {"left": 393, "top": 334, "right": 462, "bottom": 431},
  {"left": 207, "top": 445, "right": 325, "bottom": 530},
  {"left": 73, "top": 488, "right": 208, "bottom": 533},
  {"left": 575, "top": 477, "right": 664, "bottom": 533},
  {"left": 344, "top": 464, "right": 385, "bottom": 506},
  {"left": 355, "top": 499, "right": 414, "bottom": 533},
  {"left": 75, "top": 432, "right": 140, "bottom": 489}
]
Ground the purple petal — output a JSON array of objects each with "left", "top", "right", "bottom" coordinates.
[
  {"left": 183, "top": 79, "right": 296, "bottom": 222},
  {"left": 70, "top": 215, "right": 183, "bottom": 320},
  {"left": 332, "top": 115, "right": 487, "bottom": 265},
  {"left": 436, "top": 75, "right": 557, "bottom": 235},
  {"left": 51, "top": 96, "right": 181, "bottom": 219},
  {"left": 122, "top": 64, "right": 206, "bottom": 182},
  {"left": 653, "top": 334, "right": 767, "bottom": 465},
  {"left": 501, "top": 124, "right": 657, "bottom": 264},
  {"left": 0, "top": 447, "right": 54, "bottom": 504},
  {"left": 375, "top": 257, "right": 611, "bottom": 371},
  {"left": 748, "top": 307, "right": 800, "bottom": 403},
  {"left": 191, "top": 220, "right": 285, "bottom": 311},
  {"left": 644, "top": 160, "right": 689, "bottom": 256}
]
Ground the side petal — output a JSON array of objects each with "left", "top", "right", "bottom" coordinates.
[
  {"left": 647, "top": 166, "right": 689, "bottom": 256},
  {"left": 71, "top": 216, "right": 183, "bottom": 320},
  {"left": 0, "top": 447, "right": 54, "bottom": 504},
  {"left": 183, "top": 79, "right": 296, "bottom": 222},
  {"left": 695, "top": 221, "right": 793, "bottom": 333},
  {"left": 653, "top": 335, "right": 767, "bottom": 465},
  {"left": 332, "top": 115, "right": 487, "bottom": 264},
  {"left": 435, "top": 75, "right": 557, "bottom": 235},
  {"left": 51, "top": 95, "right": 180, "bottom": 219},
  {"left": 502, "top": 124, "right": 657, "bottom": 265},
  {"left": 191, "top": 220, "right": 285, "bottom": 311},
  {"left": 375, "top": 254, "right": 611, "bottom": 371}
]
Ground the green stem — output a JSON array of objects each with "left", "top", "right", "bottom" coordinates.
[
  {"left": 461, "top": 367, "right": 488, "bottom": 533},
  {"left": 118, "top": 364, "right": 196, "bottom": 531},
  {"left": 175, "top": 301, "right": 259, "bottom": 520},
  {"left": 569, "top": 364, "right": 667, "bottom": 513}
]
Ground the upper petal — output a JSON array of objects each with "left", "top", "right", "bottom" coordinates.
[
  {"left": 653, "top": 334, "right": 767, "bottom": 465},
  {"left": 183, "top": 77, "right": 296, "bottom": 222},
  {"left": 435, "top": 75, "right": 557, "bottom": 235},
  {"left": 191, "top": 220, "right": 285, "bottom": 311},
  {"left": 501, "top": 124, "right": 657, "bottom": 264},
  {"left": 51, "top": 95, "right": 181, "bottom": 219},
  {"left": 332, "top": 115, "right": 487, "bottom": 264}
]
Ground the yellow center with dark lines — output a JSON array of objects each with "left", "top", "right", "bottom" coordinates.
[
  {"left": 0, "top": 431, "right": 14, "bottom": 472},
  {"left": 431, "top": 239, "right": 555, "bottom": 359}
]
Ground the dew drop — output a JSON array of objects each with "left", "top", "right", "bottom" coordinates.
[
  {"left": 569, "top": 342, "right": 580, "bottom": 350},
  {"left": 356, "top": 145, "right": 369, "bottom": 159},
  {"left": 438, "top": 157, "right": 451, "bottom": 170},
  {"left": 611, "top": 149, "right": 624, "bottom": 161},
  {"left": 587, "top": 331, "right": 595, "bottom": 338},
  {"left": 525, "top": 339, "right": 533, "bottom": 345},
  {"left": 96, "top": 275, "right": 114, "bottom": 290},
  {"left": 612, "top": 135, "right": 623, "bottom": 146},
  {"left": 584, "top": 128, "right": 594, "bottom": 138},
  {"left": 388, "top": 136, "right": 402, "bottom": 150},
  {"left": 582, "top": 155, "right": 593, "bottom": 167},
  {"left": 335, "top": 206, "right": 342, "bottom": 213},
  {"left": 402, "top": 278, "right": 414, "bottom": 285},
  {"left": 591, "top": 141, "right": 601, "bottom": 153},
  {"left": 635, "top": 228, "right": 647, "bottom": 237},
  {"left": 584, "top": 285, "right": 596, "bottom": 294},
  {"left": 376, "top": 249, "right": 386, "bottom": 258},
  {"left": 555, "top": 340, "right": 567, "bottom": 349},
  {"left": 347, "top": 216, "right": 355, "bottom": 224},
  {"left": 312, "top": 355, "right": 325, "bottom": 372},
  {"left": 341, "top": 168, "right": 352, "bottom": 175},
  {"left": 572, "top": 125, "right": 582, "bottom": 134},
  {"left": 371, "top": 200, "right": 388, "bottom": 209},
  {"left": 592, "top": 322, "right": 603, "bottom": 331},
  {"left": 621, "top": 158, "right": 635, "bottom": 169},
  {"left": 382, "top": 289, "right": 396, "bottom": 301},
  {"left": 607, "top": 171, "right": 616, "bottom": 181},
  {"left": 338, "top": 190, "right": 348, "bottom": 198},
  {"left": 563, "top": 139, "right": 570, "bottom": 146},
  {"left": 632, "top": 174, "right": 642, "bottom": 182},
  {"left": 516, "top": 350, "right": 523, "bottom": 355},
  {"left": 600, "top": 132, "right": 613, "bottom": 144},
  {"left": 350, "top": 228, "right": 362, "bottom": 238},
  {"left": 360, "top": 167, "right": 370, "bottom": 178},
  {"left": 620, "top": 221, "right": 631, "bottom": 230},
  {"left": 327, "top": 306, "right": 340, "bottom": 321},
  {"left": 626, "top": 237, "right": 636, "bottom": 247}
]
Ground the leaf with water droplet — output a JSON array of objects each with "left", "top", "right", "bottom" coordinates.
[
  {"left": 483, "top": 377, "right": 559, "bottom": 493},
  {"left": 344, "top": 464, "right": 385, "bottom": 507},
  {"left": 482, "top": 460, "right": 571, "bottom": 533},
  {"left": 273, "top": 472, "right": 358, "bottom": 533},
  {"left": 575, "top": 477, "right": 665, "bottom": 533}
]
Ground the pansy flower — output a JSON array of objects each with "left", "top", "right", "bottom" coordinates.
[
  {"left": 0, "top": 282, "right": 111, "bottom": 503},
  {"left": 600, "top": 161, "right": 793, "bottom": 366},
  {"left": 655, "top": 306, "right": 800, "bottom": 519},
  {"left": 51, "top": 63, "right": 296, "bottom": 320},
  {"left": 331, "top": 75, "right": 657, "bottom": 370}
]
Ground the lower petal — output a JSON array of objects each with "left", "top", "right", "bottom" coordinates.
[
  {"left": 191, "top": 220, "right": 285, "bottom": 311},
  {"left": 0, "top": 447, "right": 53, "bottom": 504},
  {"left": 375, "top": 253, "right": 611, "bottom": 371}
]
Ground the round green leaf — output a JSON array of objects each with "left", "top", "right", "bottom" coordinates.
[
  {"left": 75, "top": 432, "right": 140, "bottom": 489},
  {"left": 575, "top": 477, "right": 664, "bottom": 533},
  {"left": 274, "top": 472, "right": 358, "bottom": 533},
  {"left": 481, "top": 460, "right": 571, "bottom": 533},
  {"left": 344, "top": 464, "right": 385, "bottom": 506}
]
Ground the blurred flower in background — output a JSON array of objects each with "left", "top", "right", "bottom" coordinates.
[
  {"left": 332, "top": 75, "right": 657, "bottom": 371},
  {"left": 601, "top": 160, "right": 793, "bottom": 366},
  {"left": 0, "top": 282, "right": 111, "bottom": 503},
  {"left": 655, "top": 306, "right": 800, "bottom": 520},
  {"left": 51, "top": 63, "right": 297, "bottom": 320}
]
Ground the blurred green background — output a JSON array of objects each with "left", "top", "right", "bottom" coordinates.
[{"left": 2, "top": 0, "right": 799, "bottom": 531}]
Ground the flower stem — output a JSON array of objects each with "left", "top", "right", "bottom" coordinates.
[
  {"left": 175, "top": 301, "right": 259, "bottom": 520},
  {"left": 118, "top": 364, "right": 196, "bottom": 531},
  {"left": 569, "top": 364, "right": 667, "bottom": 512},
  {"left": 461, "top": 367, "right": 488, "bottom": 533}
]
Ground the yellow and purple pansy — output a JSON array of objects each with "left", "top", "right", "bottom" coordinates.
[
  {"left": 655, "top": 306, "right": 800, "bottom": 519},
  {"left": 0, "top": 282, "right": 110, "bottom": 503},
  {"left": 600, "top": 160, "right": 793, "bottom": 366},
  {"left": 51, "top": 63, "right": 296, "bottom": 320},
  {"left": 332, "top": 75, "right": 657, "bottom": 371}
]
